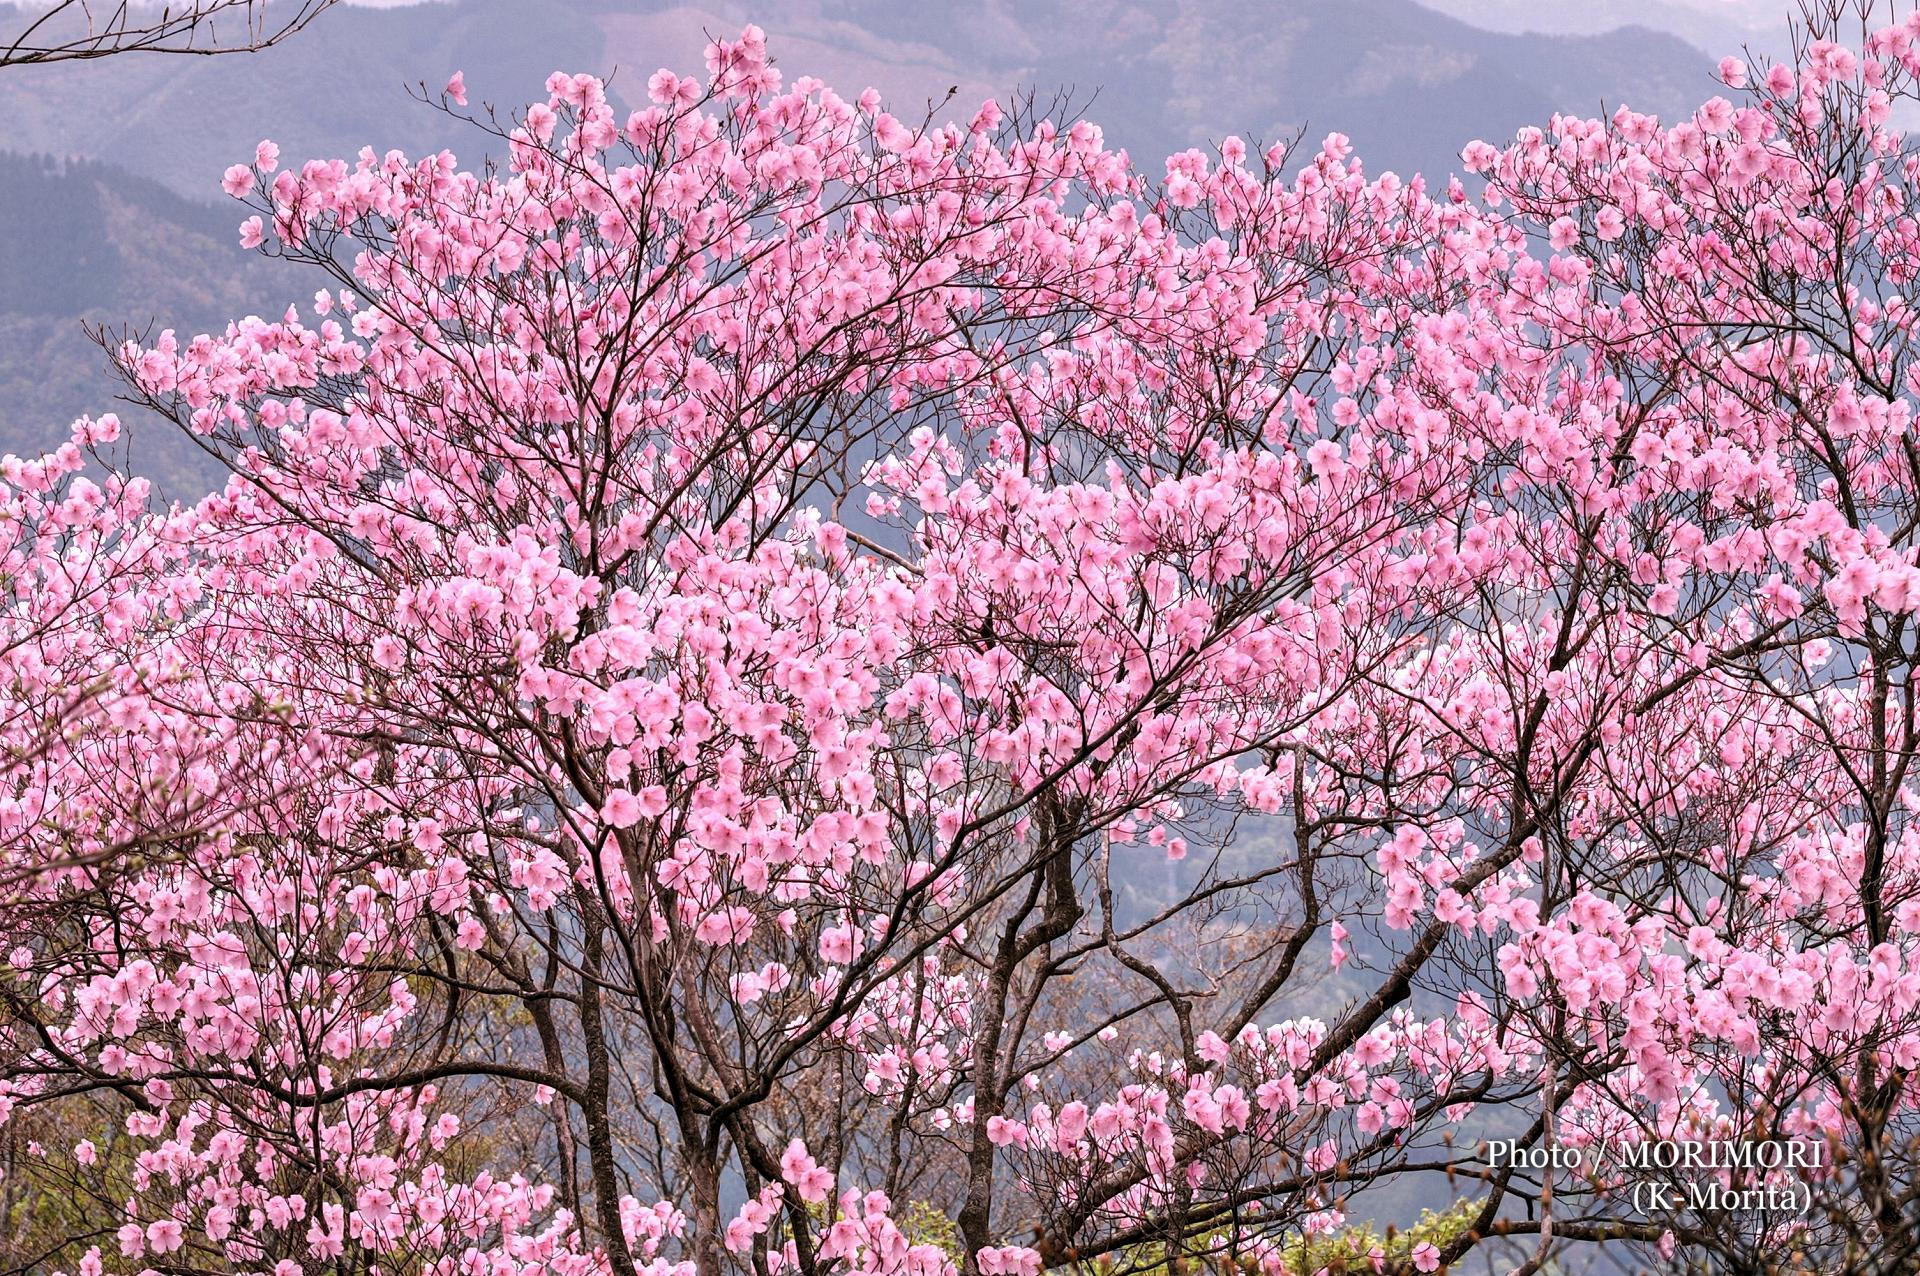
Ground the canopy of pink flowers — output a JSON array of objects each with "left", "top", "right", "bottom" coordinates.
[{"left": 4, "top": 14, "right": 1920, "bottom": 1276}]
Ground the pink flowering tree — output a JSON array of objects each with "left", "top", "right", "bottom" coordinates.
[
  {"left": 0, "top": 410, "right": 332, "bottom": 909},
  {"left": 12, "top": 6, "right": 1920, "bottom": 1276},
  {"left": 74, "top": 30, "right": 1520, "bottom": 1276},
  {"left": 1422, "top": 4, "right": 1920, "bottom": 1271},
  {"left": 0, "top": 418, "right": 412, "bottom": 1268}
]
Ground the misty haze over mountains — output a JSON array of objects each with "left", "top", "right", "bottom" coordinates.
[{"left": 0, "top": 0, "right": 1729, "bottom": 496}]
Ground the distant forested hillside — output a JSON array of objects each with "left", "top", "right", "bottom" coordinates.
[{"left": 0, "top": 152, "right": 304, "bottom": 495}]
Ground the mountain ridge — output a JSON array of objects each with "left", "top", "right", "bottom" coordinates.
[{"left": 0, "top": 0, "right": 1712, "bottom": 483}]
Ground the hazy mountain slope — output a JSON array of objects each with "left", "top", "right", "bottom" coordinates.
[
  {"left": 1419, "top": 0, "right": 1783, "bottom": 55},
  {"left": 0, "top": 0, "right": 602, "bottom": 201},
  {"left": 0, "top": 153, "right": 299, "bottom": 496},
  {"left": 3, "top": 0, "right": 1710, "bottom": 197},
  {"left": 0, "top": 0, "right": 1713, "bottom": 488},
  {"left": 589, "top": 0, "right": 1710, "bottom": 179}
]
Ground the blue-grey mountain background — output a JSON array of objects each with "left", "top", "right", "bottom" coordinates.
[{"left": 0, "top": 0, "right": 1794, "bottom": 500}]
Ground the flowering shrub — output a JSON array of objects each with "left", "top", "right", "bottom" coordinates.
[{"left": 6, "top": 6, "right": 1920, "bottom": 1274}]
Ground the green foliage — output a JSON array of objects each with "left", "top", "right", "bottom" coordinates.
[
  {"left": 1079, "top": 1198, "right": 1484, "bottom": 1276},
  {"left": 901, "top": 1199, "right": 965, "bottom": 1261},
  {"left": 1276, "top": 1198, "right": 1481, "bottom": 1274},
  {"left": 0, "top": 1102, "right": 136, "bottom": 1273}
]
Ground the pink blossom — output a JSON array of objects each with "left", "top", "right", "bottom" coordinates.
[
  {"left": 778, "top": 1139, "right": 834, "bottom": 1203},
  {"left": 602, "top": 788, "right": 643, "bottom": 828}
]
